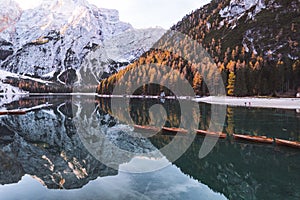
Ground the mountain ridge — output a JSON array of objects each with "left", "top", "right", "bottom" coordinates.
[{"left": 0, "top": 0, "right": 165, "bottom": 86}]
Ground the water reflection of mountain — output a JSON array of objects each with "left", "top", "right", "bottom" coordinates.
[
  {"left": 0, "top": 96, "right": 168, "bottom": 190},
  {"left": 0, "top": 98, "right": 118, "bottom": 189},
  {"left": 0, "top": 96, "right": 154, "bottom": 189}
]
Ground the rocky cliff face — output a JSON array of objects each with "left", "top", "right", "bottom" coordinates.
[
  {"left": 0, "top": 0, "right": 21, "bottom": 61},
  {"left": 0, "top": 0, "right": 165, "bottom": 85}
]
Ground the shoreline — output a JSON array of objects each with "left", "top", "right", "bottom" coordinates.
[
  {"left": 194, "top": 96, "right": 300, "bottom": 110},
  {"left": 1, "top": 93, "right": 300, "bottom": 110}
]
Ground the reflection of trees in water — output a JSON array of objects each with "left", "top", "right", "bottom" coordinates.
[
  {"left": 129, "top": 98, "right": 181, "bottom": 128},
  {"left": 226, "top": 107, "right": 235, "bottom": 135},
  {"left": 223, "top": 106, "right": 300, "bottom": 141},
  {"left": 5, "top": 96, "right": 299, "bottom": 141},
  {"left": 3, "top": 95, "right": 76, "bottom": 113},
  {"left": 96, "top": 97, "right": 211, "bottom": 130}
]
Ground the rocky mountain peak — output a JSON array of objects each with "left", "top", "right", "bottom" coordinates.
[{"left": 0, "top": 0, "right": 165, "bottom": 85}]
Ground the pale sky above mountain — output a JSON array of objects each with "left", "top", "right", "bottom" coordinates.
[{"left": 14, "top": 0, "right": 211, "bottom": 29}]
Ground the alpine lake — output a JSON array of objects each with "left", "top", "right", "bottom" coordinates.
[{"left": 0, "top": 95, "right": 299, "bottom": 200}]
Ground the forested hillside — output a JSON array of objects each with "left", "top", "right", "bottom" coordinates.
[{"left": 98, "top": 0, "right": 300, "bottom": 97}]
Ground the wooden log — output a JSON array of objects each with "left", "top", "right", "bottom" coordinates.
[
  {"left": 162, "top": 127, "right": 188, "bottom": 134},
  {"left": 196, "top": 130, "right": 227, "bottom": 139},
  {"left": 0, "top": 110, "right": 26, "bottom": 116},
  {"left": 275, "top": 138, "right": 300, "bottom": 149},
  {"left": 233, "top": 134, "right": 273, "bottom": 144}
]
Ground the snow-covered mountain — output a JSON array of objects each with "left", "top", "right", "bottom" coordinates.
[{"left": 0, "top": 0, "right": 165, "bottom": 85}]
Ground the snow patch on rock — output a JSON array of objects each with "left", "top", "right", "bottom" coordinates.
[
  {"left": 104, "top": 28, "right": 166, "bottom": 62},
  {"left": 219, "top": 0, "right": 266, "bottom": 28}
]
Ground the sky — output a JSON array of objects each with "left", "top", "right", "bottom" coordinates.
[{"left": 14, "top": 0, "right": 211, "bottom": 29}]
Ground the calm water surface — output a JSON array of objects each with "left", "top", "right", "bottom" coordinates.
[{"left": 0, "top": 96, "right": 299, "bottom": 200}]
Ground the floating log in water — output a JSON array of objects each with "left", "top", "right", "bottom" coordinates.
[
  {"left": 233, "top": 134, "right": 273, "bottom": 144},
  {"left": 0, "top": 110, "right": 27, "bottom": 116},
  {"left": 275, "top": 138, "right": 300, "bottom": 149},
  {"left": 196, "top": 130, "right": 227, "bottom": 139},
  {"left": 162, "top": 127, "right": 188, "bottom": 134},
  {"left": 134, "top": 125, "right": 300, "bottom": 150},
  {"left": 134, "top": 125, "right": 160, "bottom": 132}
]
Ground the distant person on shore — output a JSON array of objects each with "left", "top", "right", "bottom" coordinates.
[{"left": 160, "top": 90, "right": 165, "bottom": 98}]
